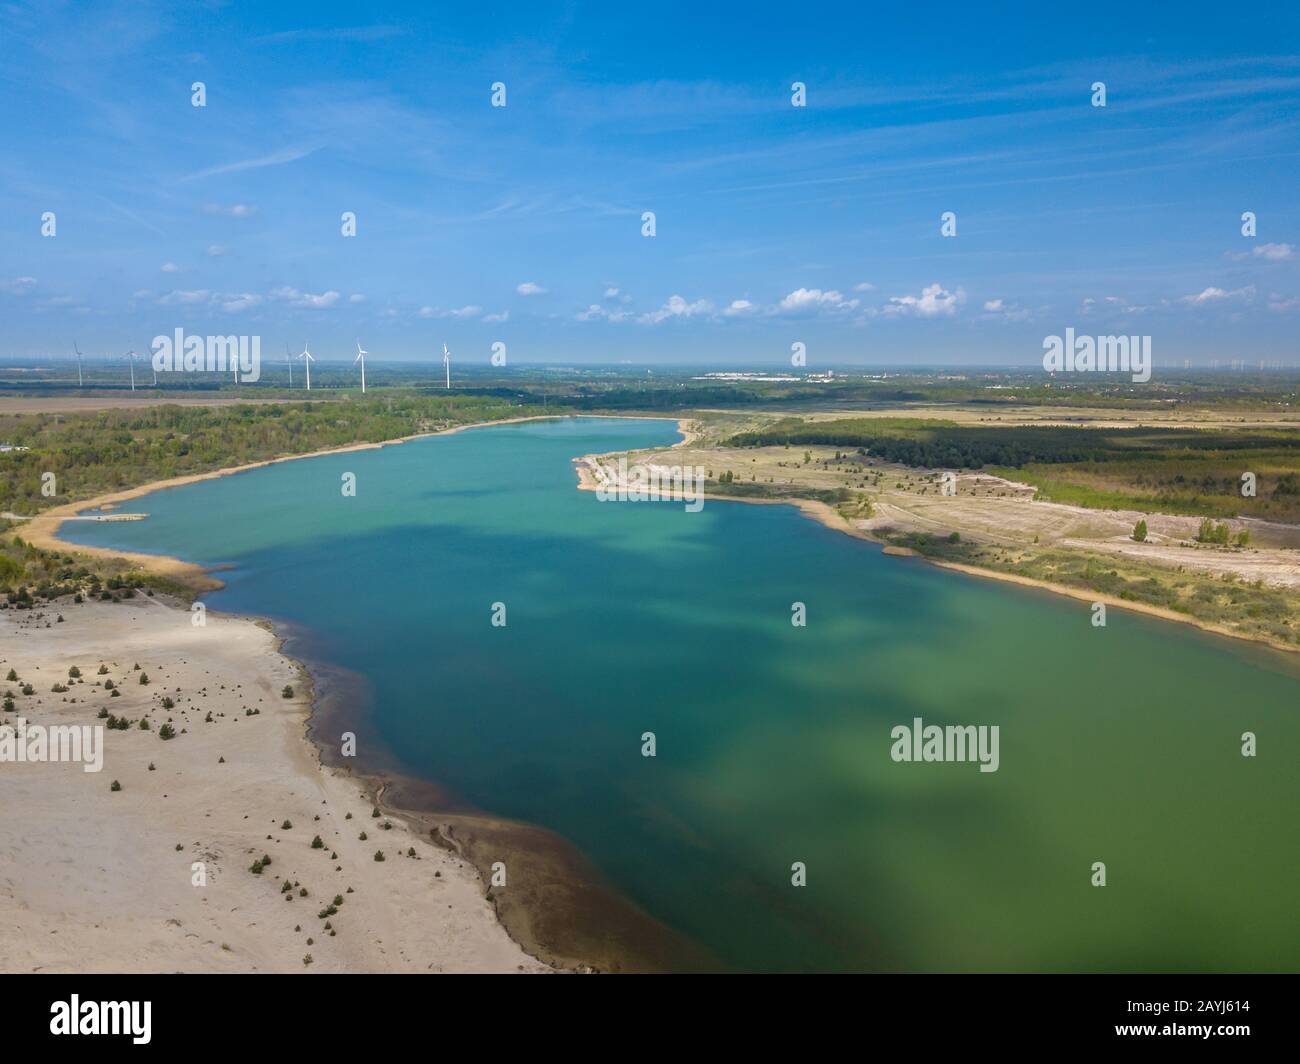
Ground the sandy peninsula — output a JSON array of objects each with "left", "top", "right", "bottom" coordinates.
[{"left": 0, "top": 597, "right": 545, "bottom": 973}]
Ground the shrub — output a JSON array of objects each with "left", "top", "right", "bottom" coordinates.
[
  {"left": 68, "top": 666, "right": 81, "bottom": 679},
  {"left": 1132, "top": 519, "right": 1148, "bottom": 542},
  {"left": 138, "top": 672, "right": 150, "bottom": 685},
  {"left": 159, "top": 723, "right": 176, "bottom": 740},
  {"left": 311, "top": 835, "right": 324, "bottom": 849},
  {"left": 373, "top": 850, "right": 385, "bottom": 862},
  {"left": 281, "top": 685, "right": 294, "bottom": 698},
  {"left": 110, "top": 780, "right": 121, "bottom": 792}
]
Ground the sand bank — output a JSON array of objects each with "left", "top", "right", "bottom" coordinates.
[
  {"left": 0, "top": 597, "right": 545, "bottom": 973},
  {"left": 573, "top": 450, "right": 1300, "bottom": 660}
]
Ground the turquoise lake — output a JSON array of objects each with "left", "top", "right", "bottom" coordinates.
[{"left": 63, "top": 417, "right": 1300, "bottom": 972}]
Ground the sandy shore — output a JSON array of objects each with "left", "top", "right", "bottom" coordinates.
[
  {"left": 0, "top": 597, "right": 546, "bottom": 973},
  {"left": 573, "top": 450, "right": 1300, "bottom": 659},
  {"left": 6, "top": 412, "right": 703, "bottom": 974}
]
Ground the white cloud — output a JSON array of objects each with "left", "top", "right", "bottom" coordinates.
[
  {"left": 777, "top": 287, "right": 859, "bottom": 313},
  {"left": 1267, "top": 294, "right": 1299, "bottom": 312},
  {"left": 206, "top": 245, "right": 226, "bottom": 257},
  {"left": 853, "top": 281, "right": 875, "bottom": 292},
  {"left": 639, "top": 294, "right": 713, "bottom": 324},
  {"left": 981, "top": 297, "right": 1030, "bottom": 321},
  {"left": 603, "top": 286, "right": 621, "bottom": 299},
  {"left": 202, "top": 203, "right": 257, "bottom": 218},
  {"left": 221, "top": 293, "right": 262, "bottom": 313},
  {"left": 723, "top": 299, "right": 758, "bottom": 316},
  {"left": 516, "top": 281, "right": 546, "bottom": 296},
  {"left": 161, "top": 262, "right": 180, "bottom": 273},
  {"left": 1254, "top": 242, "right": 1295, "bottom": 261},
  {"left": 882, "top": 283, "right": 965, "bottom": 318},
  {"left": 482, "top": 310, "right": 510, "bottom": 323},
  {"left": 158, "top": 289, "right": 212, "bottom": 306},
  {"left": 348, "top": 293, "right": 366, "bottom": 304},
  {"left": 271, "top": 286, "right": 340, "bottom": 309},
  {"left": 577, "top": 304, "right": 631, "bottom": 322},
  {"left": 1180, "top": 285, "right": 1255, "bottom": 305},
  {"left": 1, "top": 276, "right": 37, "bottom": 295},
  {"left": 418, "top": 306, "right": 436, "bottom": 318},
  {"left": 448, "top": 305, "right": 482, "bottom": 318}
]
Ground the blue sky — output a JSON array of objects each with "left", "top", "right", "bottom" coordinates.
[{"left": 1, "top": 0, "right": 1298, "bottom": 367}]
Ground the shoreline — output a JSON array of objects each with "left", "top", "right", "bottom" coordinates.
[
  {"left": 12, "top": 412, "right": 1293, "bottom": 971},
  {"left": 571, "top": 451, "right": 1300, "bottom": 661},
  {"left": 23, "top": 412, "right": 687, "bottom": 594},
  {"left": 23, "top": 411, "right": 700, "bottom": 973},
  {"left": 0, "top": 596, "right": 546, "bottom": 973}
]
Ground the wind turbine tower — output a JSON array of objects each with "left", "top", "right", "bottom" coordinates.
[
  {"left": 298, "top": 343, "right": 314, "bottom": 390},
  {"left": 355, "top": 340, "right": 368, "bottom": 394}
]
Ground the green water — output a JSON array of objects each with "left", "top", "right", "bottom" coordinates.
[{"left": 64, "top": 417, "right": 1300, "bottom": 972}]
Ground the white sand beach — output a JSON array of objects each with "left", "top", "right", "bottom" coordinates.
[{"left": 0, "top": 597, "right": 544, "bottom": 974}]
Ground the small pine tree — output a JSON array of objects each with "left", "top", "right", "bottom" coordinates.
[{"left": 1132, "top": 519, "right": 1148, "bottom": 542}]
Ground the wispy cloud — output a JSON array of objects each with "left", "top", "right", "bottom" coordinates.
[{"left": 184, "top": 146, "right": 317, "bottom": 182}]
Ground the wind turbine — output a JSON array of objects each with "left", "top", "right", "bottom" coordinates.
[
  {"left": 73, "top": 342, "right": 83, "bottom": 387},
  {"left": 355, "top": 340, "right": 368, "bottom": 394},
  {"left": 284, "top": 343, "right": 293, "bottom": 388},
  {"left": 126, "top": 350, "right": 137, "bottom": 392},
  {"left": 442, "top": 343, "right": 450, "bottom": 389},
  {"left": 298, "top": 342, "right": 314, "bottom": 390}
]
